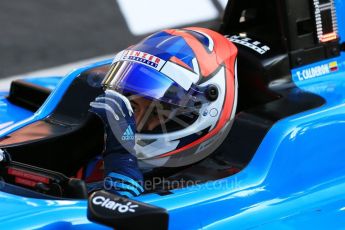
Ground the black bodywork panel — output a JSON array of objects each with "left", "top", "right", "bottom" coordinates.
[
  {"left": 220, "top": 0, "right": 340, "bottom": 69},
  {"left": 8, "top": 79, "right": 51, "bottom": 111},
  {"left": 1, "top": 67, "right": 107, "bottom": 176},
  {"left": 88, "top": 190, "right": 169, "bottom": 230}
]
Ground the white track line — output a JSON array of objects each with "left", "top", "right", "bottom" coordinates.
[{"left": 117, "top": 0, "right": 225, "bottom": 35}]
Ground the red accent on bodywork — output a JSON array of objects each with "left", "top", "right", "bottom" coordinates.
[
  {"left": 15, "top": 177, "right": 37, "bottom": 187},
  {"left": 8, "top": 167, "right": 50, "bottom": 184},
  {"left": 227, "top": 167, "right": 241, "bottom": 175}
]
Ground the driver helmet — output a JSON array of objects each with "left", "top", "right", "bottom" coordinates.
[{"left": 102, "top": 27, "right": 238, "bottom": 167}]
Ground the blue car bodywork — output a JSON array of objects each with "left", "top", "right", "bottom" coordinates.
[{"left": 1, "top": 0, "right": 345, "bottom": 229}]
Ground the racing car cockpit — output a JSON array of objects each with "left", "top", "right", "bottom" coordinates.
[
  {"left": 1, "top": 66, "right": 108, "bottom": 177},
  {"left": 0, "top": 67, "right": 109, "bottom": 198},
  {"left": 0, "top": 0, "right": 341, "bottom": 199}
]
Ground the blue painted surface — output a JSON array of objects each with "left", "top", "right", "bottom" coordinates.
[
  {"left": 0, "top": 2, "right": 345, "bottom": 228},
  {"left": 0, "top": 59, "right": 112, "bottom": 138},
  {"left": 0, "top": 94, "right": 33, "bottom": 132},
  {"left": 23, "top": 76, "right": 63, "bottom": 91},
  {"left": 0, "top": 76, "right": 63, "bottom": 132},
  {"left": 0, "top": 193, "right": 109, "bottom": 230},
  {"left": 2, "top": 52, "right": 345, "bottom": 229},
  {"left": 126, "top": 54, "right": 345, "bottom": 229}
]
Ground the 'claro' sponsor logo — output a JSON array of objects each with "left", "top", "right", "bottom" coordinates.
[
  {"left": 296, "top": 61, "right": 338, "bottom": 81},
  {"left": 92, "top": 196, "right": 139, "bottom": 213}
]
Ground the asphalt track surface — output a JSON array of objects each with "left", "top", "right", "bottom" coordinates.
[
  {"left": 0, "top": 0, "right": 135, "bottom": 78},
  {"left": 0, "top": 1, "right": 220, "bottom": 79}
]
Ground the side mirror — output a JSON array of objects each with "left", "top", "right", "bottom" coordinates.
[{"left": 87, "top": 190, "right": 169, "bottom": 230}]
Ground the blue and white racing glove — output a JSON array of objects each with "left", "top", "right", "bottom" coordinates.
[{"left": 89, "top": 90, "right": 144, "bottom": 197}]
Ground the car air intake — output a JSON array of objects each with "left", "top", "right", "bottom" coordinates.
[{"left": 8, "top": 79, "right": 51, "bottom": 111}]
